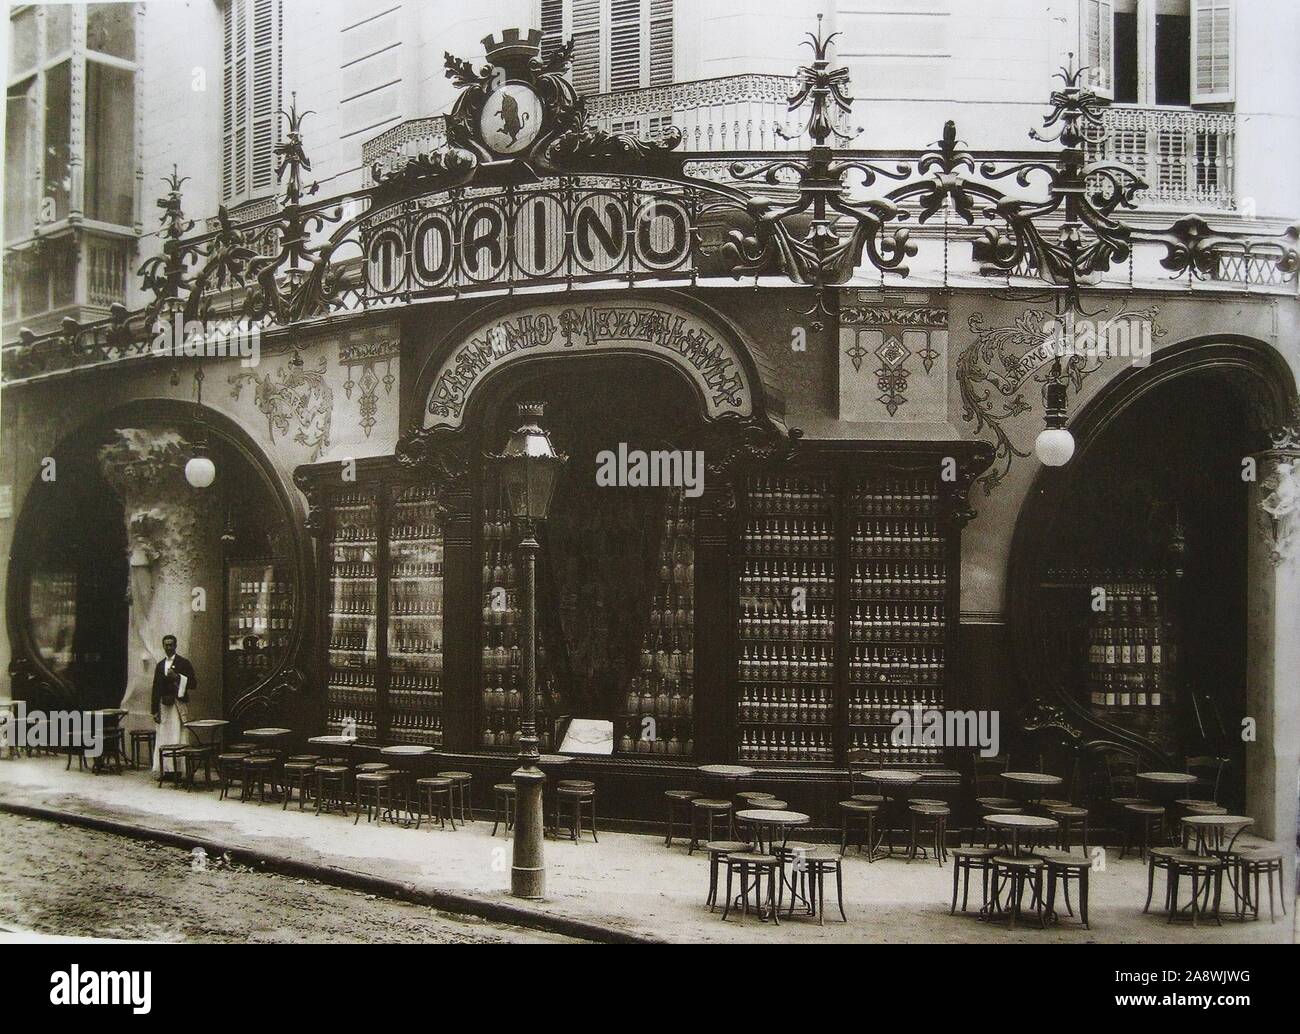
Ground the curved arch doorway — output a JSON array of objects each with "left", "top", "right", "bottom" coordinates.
[
  {"left": 1009, "top": 339, "right": 1297, "bottom": 814},
  {"left": 473, "top": 356, "right": 710, "bottom": 759}
]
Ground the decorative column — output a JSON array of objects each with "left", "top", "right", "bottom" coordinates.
[
  {"left": 1243, "top": 426, "right": 1300, "bottom": 843},
  {"left": 98, "top": 428, "right": 224, "bottom": 734}
]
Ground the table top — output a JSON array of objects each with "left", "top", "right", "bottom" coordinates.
[
  {"left": 1180, "top": 814, "right": 1253, "bottom": 828},
  {"left": 308, "top": 735, "right": 356, "bottom": 746},
  {"left": 735, "top": 809, "right": 811, "bottom": 826},
  {"left": 89, "top": 708, "right": 129, "bottom": 717},
  {"left": 697, "top": 764, "right": 757, "bottom": 778},
  {"left": 243, "top": 727, "right": 292, "bottom": 737},
  {"left": 380, "top": 745, "right": 436, "bottom": 757},
  {"left": 1138, "top": 771, "right": 1199, "bottom": 784},
  {"left": 1002, "top": 772, "right": 1063, "bottom": 786},
  {"left": 537, "top": 754, "right": 574, "bottom": 765},
  {"left": 185, "top": 719, "right": 230, "bottom": 729},
  {"left": 862, "top": 769, "right": 922, "bottom": 785},
  {"left": 986, "top": 813, "right": 1059, "bottom": 830}
]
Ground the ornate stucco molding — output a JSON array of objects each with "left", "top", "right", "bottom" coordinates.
[{"left": 1256, "top": 424, "right": 1300, "bottom": 567}]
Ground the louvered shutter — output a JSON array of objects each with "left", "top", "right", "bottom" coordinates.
[
  {"left": 222, "top": 0, "right": 280, "bottom": 204},
  {"left": 571, "top": 0, "right": 601, "bottom": 95},
  {"left": 648, "top": 0, "right": 673, "bottom": 86},
  {"left": 539, "top": 0, "right": 564, "bottom": 62},
  {"left": 609, "top": 0, "right": 642, "bottom": 93},
  {"left": 1191, "top": 0, "right": 1233, "bottom": 104},
  {"left": 249, "top": 0, "right": 278, "bottom": 191},
  {"left": 1080, "top": 0, "right": 1113, "bottom": 98}
]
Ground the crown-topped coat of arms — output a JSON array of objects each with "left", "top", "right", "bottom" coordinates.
[{"left": 371, "top": 28, "right": 684, "bottom": 199}]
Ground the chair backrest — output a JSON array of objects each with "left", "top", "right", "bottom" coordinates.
[
  {"left": 847, "top": 748, "right": 883, "bottom": 794},
  {"left": 1185, "top": 755, "right": 1228, "bottom": 804},
  {"left": 971, "top": 753, "right": 1009, "bottom": 798},
  {"left": 1105, "top": 751, "right": 1139, "bottom": 797}
]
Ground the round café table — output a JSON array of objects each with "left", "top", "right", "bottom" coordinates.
[
  {"left": 698, "top": 764, "right": 758, "bottom": 839},
  {"left": 185, "top": 719, "right": 229, "bottom": 751},
  {"left": 537, "top": 754, "right": 574, "bottom": 837},
  {"left": 308, "top": 734, "right": 356, "bottom": 766},
  {"left": 1181, "top": 814, "right": 1253, "bottom": 856},
  {"left": 89, "top": 709, "right": 130, "bottom": 773},
  {"left": 861, "top": 769, "right": 922, "bottom": 858},
  {"left": 984, "top": 813, "right": 1058, "bottom": 857},
  {"left": 1001, "top": 771, "right": 1063, "bottom": 809},
  {"left": 380, "top": 744, "right": 438, "bottom": 825},
  {"left": 736, "top": 809, "right": 811, "bottom": 855}
]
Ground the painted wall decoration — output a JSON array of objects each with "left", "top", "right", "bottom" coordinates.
[
  {"left": 839, "top": 305, "right": 947, "bottom": 421},
  {"left": 339, "top": 338, "right": 399, "bottom": 439},
  {"left": 958, "top": 303, "right": 1166, "bottom": 494},
  {"left": 1258, "top": 425, "right": 1300, "bottom": 566},
  {"left": 424, "top": 301, "right": 755, "bottom": 430},
  {"left": 229, "top": 355, "right": 333, "bottom": 462}
]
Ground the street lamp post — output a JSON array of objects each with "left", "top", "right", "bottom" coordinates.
[{"left": 488, "top": 402, "right": 566, "bottom": 900}]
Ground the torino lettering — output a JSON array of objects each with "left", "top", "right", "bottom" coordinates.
[{"left": 365, "top": 185, "right": 693, "bottom": 298}]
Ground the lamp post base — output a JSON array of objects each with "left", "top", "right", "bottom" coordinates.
[{"left": 510, "top": 762, "right": 546, "bottom": 900}]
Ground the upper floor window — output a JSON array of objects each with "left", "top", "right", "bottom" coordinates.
[
  {"left": 5, "top": 4, "right": 138, "bottom": 244},
  {"left": 539, "top": 0, "right": 674, "bottom": 96},
  {"left": 1082, "top": 0, "right": 1233, "bottom": 106},
  {"left": 222, "top": 0, "right": 282, "bottom": 205}
]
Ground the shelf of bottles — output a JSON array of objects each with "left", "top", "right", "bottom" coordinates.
[
  {"left": 846, "top": 475, "right": 948, "bottom": 764},
  {"left": 479, "top": 485, "right": 556, "bottom": 752},
  {"left": 387, "top": 485, "right": 445, "bottom": 747},
  {"left": 619, "top": 489, "right": 696, "bottom": 758},
  {"left": 324, "top": 490, "right": 379, "bottom": 744},
  {"left": 225, "top": 560, "right": 295, "bottom": 695},
  {"left": 1055, "top": 570, "right": 1175, "bottom": 711},
  {"left": 736, "top": 475, "right": 836, "bottom": 764}
]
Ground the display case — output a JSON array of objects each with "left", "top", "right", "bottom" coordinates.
[
  {"left": 735, "top": 474, "right": 836, "bottom": 763},
  {"left": 225, "top": 559, "right": 296, "bottom": 698},
  {"left": 619, "top": 488, "right": 695, "bottom": 757},
  {"left": 386, "top": 485, "right": 446, "bottom": 746},
  {"left": 323, "top": 489, "right": 380, "bottom": 743}
]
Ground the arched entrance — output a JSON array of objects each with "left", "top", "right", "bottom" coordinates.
[
  {"left": 6, "top": 401, "right": 313, "bottom": 730},
  {"left": 1008, "top": 337, "right": 1298, "bottom": 818}
]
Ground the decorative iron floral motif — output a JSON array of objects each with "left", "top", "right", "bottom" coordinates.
[{"left": 229, "top": 355, "right": 333, "bottom": 462}]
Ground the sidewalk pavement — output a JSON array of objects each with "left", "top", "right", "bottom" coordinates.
[{"left": 0, "top": 756, "right": 1293, "bottom": 944}]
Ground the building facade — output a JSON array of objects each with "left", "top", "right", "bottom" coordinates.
[{"left": 3, "top": 0, "right": 1298, "bottom": 841}]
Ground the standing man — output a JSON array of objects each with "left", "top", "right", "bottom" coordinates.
[{"left": 151, "top": 634, "right": 198, "bottom": 776}]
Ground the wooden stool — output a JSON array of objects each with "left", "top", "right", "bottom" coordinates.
[
  {"left": 129, "top": 730, "right": 156, "bottom": 769},
  {"left": 664, "top": 789, "right": 701, "bottom": 846},
  {"left": 1121, "top": 803, "right": 1166, "bottom": 860},
  {"left": 216, "top": 752, "right": 249, "bottom": 801},
  {"left": 1045, "top": 803, "right": 1089, "bottom": 853},
  {"left": 556, "top": 783, "right": 597, "bottom": 842},
  {"left": 1144, "top": 846, "right": 1191, "bottom": 914},
  {"left": 314, "top": 764, "right": 351, "bottom": 815},
  {"left": 950, "top": 846, "right": 996, "bottom": 914},
  {"left": 437, "top": 771, "right": 474, "bottom": 824},
  {"left": 242, "top": 755, "right": 281, "bottom": 803},
  {"left": 721, "top": 853, "right": 780, "bottom": 924},
  {"left": 281, "top": 760, "right": 318, "bottom": 810},
  {"left": 908, "top": 804, "right": 950, "bottom": 865},
  {"left": 157, "top": 744, "right": 186, "bottom": 787},
  {"left": 178, "top": 745, "right": 214, "bottom": 790},
  {"left": 787, "top": 850, "right": 846, "bottom": 926},
  {"left": 1168, "top": 854, "right": 1225, "bottom": 927},
  {"left": 492, "top": 783, "right": 517, "bottom": 835},
  {"left": 838, "top": 800, "right": 879, "bottom": 858},
  {"left": 354, "top": 772, "right": 394, "bottom": 825},
  {"left": 355, "top": 762, "right": 390, "bottom": 774},
  {"left": 688, "top": 799, "right": 733, "bottom": 854},
  {"left": 991, "top": 855, "right": 1047, "bottom": 929},
  {"left": 702, "top": 841, "right": 751, "bottom": 911},
  {"left": 1043, "top": 852, "right": 1091, "bottom": 928},
  {"left": 415, "top": 777, "right": 457, "bottom": 831},
  {"left": 735, "top": 791, "right": 775, "bottom": 812},
  {"left": 1232, "top": 847, "right": 1287, "bottom": 922}
]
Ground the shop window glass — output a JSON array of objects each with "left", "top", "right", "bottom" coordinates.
[
  {"left": 9, "top": 8, "right": 37, "bottom": 75},
  {"left": 43, "top": 60, "right": 72, "bottom": 223},
  {"left": 85, "top": 61, "right": 136, "bottom": 225},
  {"left": 87, "top": 2, "right": 136, "bottom": 60},
  {"left": 5, "top": 78, "right": 36, "bottom": 241}
]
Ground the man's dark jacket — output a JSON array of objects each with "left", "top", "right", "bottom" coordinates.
[{"left": 150, "top": 654, "right": 197, "bottom": 716}]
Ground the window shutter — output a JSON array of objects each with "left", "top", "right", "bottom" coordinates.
[
  {"left": 1080, "top": 0, "right": 1114, "bottom": 98},
  {"left": 539, "top": 0, "right": 564, "bottom": 62},
  {"left": 249, "top": 0, "right": 279, "bottom": 192},
  {"left": 222, "top": 0, "right": 239, "bottom": 201},
  {"left": 1191, "top": 0, "right": 1233, "bottom": 104},
  {"left": 609, "top": 0, "right": 642, "bottom": 93},
  {"left": 571, "top": 0, "right": 601, "bottom": 95},
  {"left": 648, "top": 0, "right": 673, "bottom": 87},
  {"left": 222, "top": 0, "right": 280, "bottom": 204}
]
